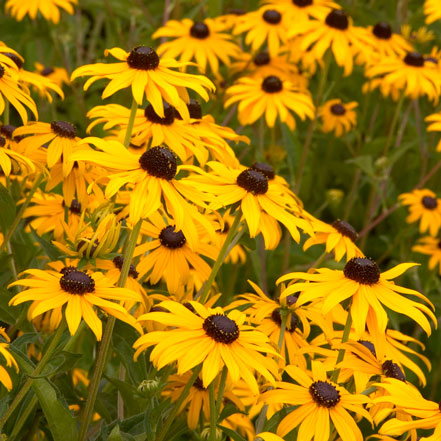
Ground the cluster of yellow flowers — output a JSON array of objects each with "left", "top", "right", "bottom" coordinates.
[{"left": 0, "top": 0, "right": 441, "bottom": 440}]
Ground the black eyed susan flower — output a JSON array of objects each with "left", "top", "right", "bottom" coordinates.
[
  {"left": 304, "top": 217, "right": 363, "bottom": 261},
  {"left": 365, "top": 51, "right": 441, "bottom": 103},
  {"left": 0, "top": 328, "right": 18, "bottom": 391},
  {"left": 5, "top": 0, "right": 77, "bottom": 23},
  {"left": 233, "top": 6, "right": 289, "bottom": 57},
  {"left": 264, "top": 0, "right": 339, "bottom": 21},
  {"left": 399, "top": 189, "right": 441, "bottom": 237},
  {"left": 70, "top": 138, "right": 214, "bottom": 244},
  {"left": 9, "top": 266, "right": 142, "bottom": 341},
  {"left": 261, "top": 361, "right": 372, "bottom": 440},
  {"left": 278, "top": 258, "right": 436, "bottom": 341},
  {"left": 224, "top": 75, "right": 314, "bottom": 130},
  {"left": 71, "top": 46, "right": 215, "bottom": 120},
  {"left": 425, "top": 111, "right": 441, "bottom": 151},
  {"left": 412, "top": 236, "right": 441, "bottom": 274},
  {"left": 34, "top": 62, "right": 70, "bottom": 89},
  {"left": 133, "top": 300, "right": 279, "bottom": 394},
  {"left": 184, "top": 161, "right": 313, "bottom": 249},
  {"left": 153, "top": 18, "right": 241, "bottom": 76},
  {"left": 0, "top": 132, "right": 35, "bottom": 176},
  {"left": 0, "top": 63, "right": 38, "bottom": 124},
  {"left": 319, "top": 99, "right": 358, "bottom": 137},
  {"left": 14, "top": 120, "right": 81, "bottom": 175},
  {"left": 133, "top": 211, "right": 218, "bottom": 296},
  {"left": 424, "top": 0, "right": 441, "bottom": 25}
]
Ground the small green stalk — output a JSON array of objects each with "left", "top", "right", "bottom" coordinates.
[
  {"left": 215, "top": 366, "right": 228, "bottom": 416},
  {"left": 330, "top": 312, "right": 352, "bottom": 383},
  {"left": 198, "top": 209, "right": 242, "bottom": 304},
  {"left": 78, "top": 219, "right": 142, "bottom": 441},
  {"left": 123, "top": 99, "right": 139, "bottom": 148},
  {"left": 209, "top": 381, "right": 217, "bottom": 441}
]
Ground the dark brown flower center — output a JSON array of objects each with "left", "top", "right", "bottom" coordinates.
[
  {"left": 41, "top": 66, "right": 55, "bottom": 76},
  {"left": 261, "top": 75, "right": 283, "bottom": 93},
  {"left": 263, "top": 9, "right": 282, "bottom": 24},
  {"left": 127, "top": 46, "right": 160, "bottom": 70},
  {"left": 144, "top": 103, "right": 175, "bottom": 125},
  {"left": 330, "top": 104, "right": 346, "bottom": 116},
  {"left": 404, "top": 51, "right": 424, "bottom": 67},
  {"left": 332, "top": 219, "right": 357, "bottom": 242},
  {"left": 193, "top": 377, "right": 206, "bottom": 390},
  {"left": 325, "top": 10, "right": 349, "bottom": 30},
  {"left": 112, "top": 256, "right": 139, "bottom": 279},
  {"left": 250, "top": 162, "right": 275, "bottom": 180},
  {"left": 422, "top": 196, "right": 438, "bottom": 209},
  {"left": 190, "top": 22, "right": 210, "bottom": 39},
  {"left": 59, "top": 267, "right": 95, "bottom": 294},
  {"left": 139, "top": 146, "right": 177, "bottom": 180},
  {"left": 51, "top": 121, "right": 77, "bottom": 139},
  {"left": 254, "top": 52, "right": 270, "bottom": 66},
  {"left": 159, "top": 226, "right": 186, "bottom": 248},
  {"left": 3, "top": 52, "right": 23, "bottom": 69},
  {"left": 358, "top": 340, "right": 376, "bottom": 357},
  {"left": 203, "top": 314, "right": 239, "bottom": 344},
  {"left": 271, "top": 308, "right": 298, "bottom": 332},
  {"left": 237, "top": 169, "right": 268, "bottom": 194},
  {"left": 0, "top": 125, "right": 16, "bottom": 140},
  {"left": 188, "top": 99, "right": 203, "bottom": 119},
  {"left": 293, "top": 0, "right": 313, "bottom": 6},
  {"left": 382, "top": 360, "right": 406, "bottom": 382},
  {"left": 373, "top": 22, "right": 392, "bottom": 39},
  {"left": 309, "top": 381, "right": 341, "bottom": 407},
  {"left": 69, "top": 199, "right": 82, "bottom": 214},
  {"left": 343, "top": 257, "right": 380, "bottom": 285},
  {"left": 285, "top": 294, "right": 299, "bottom": 306}
]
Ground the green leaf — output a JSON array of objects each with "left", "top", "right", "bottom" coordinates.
[
  {"left": 0, "top": 183, "right": 16, "bottom": 234},
  {"left": 108, "top": 425, "right": 124, "bottom": 441},
  {"left": 217, "top": 403, "right": 245, "bottom": 423},
  {"left": 218, "top": 425, "right": 247, "bottom": 441},
  {"left": 29, "top": 226, "right": 61, "bottom": 261},
  {"left": 346, "top": 156, "right": 375, "bottom": 179},
  {"left": 12, "top": 350, "right": 78, "bottom": 441}
]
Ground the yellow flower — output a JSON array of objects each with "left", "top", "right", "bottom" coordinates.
[
  {"left": 0, "top": 131, "right": 35, "bottom": 176},
  {"left": 424, "top": 0, "right": 441, "bottom": 25},
  {"left": 263, "top": 0, "right": 339, "bottom": 21},
  {"left": 9, "top": 266, "right": 142, "bottom": 340},
  {"left": 225, "top": 75, "right": 314, "bottom": 130},
  {"left": 0, "top": 328, "right": 18, "bottom": 391},
  {"left": 71, "top": 46, "right": 215, "bottom": 120},
  {"left": 401, "top": 24, "right": 435, "bottom": 44},
  {"left": 399, "top": 189, "right": 441, "bottom": 236},
  {"left": 133, "top": 300, "right": 279, "bottom": 394},
  {"left": 319, "top": 99, "right": 358, "bottom": 137},
  {"left": 5, "top": 0, "right": 77, "bottom": 23},
  {"left": 425, "top": 111, "right": 441, "bottom": 151},
  {"left": 412, "top": 236, "right": 441, "bottom": 274},
  {"left": 34, "top": 62, "right": 70, "bottom": 89},
  {"left": 153, "top": 18, "right": 241, "bottom": 76}
]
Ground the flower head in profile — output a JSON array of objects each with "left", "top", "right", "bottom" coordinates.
[
  {"left": 0, "top": 328, "right": 18, "bottom": 391},
  {"left": 399, "top": 189, "right": 441, "bottom": 236},
  {"left": 133, "top": 300, "right": 279, "bottom": 394},
  {"left": 71, "top": 46, "right": 215, "bottom": 120},
  {"left": 153, "top": 18, "right": 241, "bottom": 75},
  {"left": 425, "top": 111, "right": 441, "bottom": 151},
  {"left": 319, "top": 99, "right": 358, "bottom": 137},
  {"left": 412, "top": 236, "right": 441, "bottom": 274},
  {"left": 0, "top": 131, "right": 35, "bottom": 176},
  {"left": 5, "top": 0, "right": 77, "bottom": 23},
  {"left": 9, "top": 266, "right": 142, "bottom": 340},
  {"left": 263, "top": 0, "right": 339, "bottom": 21}
]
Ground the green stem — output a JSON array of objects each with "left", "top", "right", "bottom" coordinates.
[
  {"left": 382, "top": 92, "right": 406, "bottom": 157},
  {"left": 123, "top": 99, "right": 139, "bottom": 148},
  {"left": 330, "top": 312, "right": 352, "bottom": 383},
  {"left": 209, "top": 381, "right": 217, "bottom": 441},
  {"left": 215, "top": 366, "right": 228, "bottom": 416},
  {"left": 199, "top": 209, "right": 242, "bottom": 304},
  {"left": 156, "top": 365, "right": 202, "bottom": 441},
  {"left": 0, "top": 174, "right": 45, "bottom": 254},
  {"left": 9, "top": 395, "right": 38, "bottom": 441},
  {"left": 0, "top": 321, "right": 67, "bottom": 430},
  {"left": 78, "top": 219, "right": 142, "bottom": 441}
]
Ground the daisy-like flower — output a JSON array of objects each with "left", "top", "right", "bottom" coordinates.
[
  {"left": 263, "top": 0, "right": 339, "bottom": 21},
  {"left": 365, "top": 51, "right": 441, "bottom": 103},
  {"left": 233, "top": 6, "right": 289, "bottom": 57},
  {"left": 412, "top": 236, "right": 441, "bottom": 274},
  {"left": 9, "top": 266, "right": 142, "bottom": 340},
  {"left": 0, "top": 132, "right": 35, "bottom": 176},
  {"left": 14, "top": 120, "right": 81, "bottom": 175},
  {"left": 424, "top": 0, "right": 441, "bottom": 25},
  {"left": 0, "top": 328, "right": 18, "bottom": 391},
  {"left": 5, "top": 0, "right": 77, "bottom": 23},
  {"left": 399, "top": 189, "right": 441, "bottom": 237},
  {"left": 261, "top": 361, "right": 372, "bottom": 440},
  {"left": 425, "top": 111, "right": 441, "bottom": 151},
  {"left": 225, "top": 74, "right": 314, "bottom": 130},
  {"left": 70, "top": 138, "right": 214, "bottom": 245},
  {"left": 71, "top": 46, "right": 215, "bottom": 120},
  {"left": 153, "top": 18, "right": 241, "bottom": 76},
  {"left": 319, "top": 99, "right": 358, "bottom": 137},
  {"left": 304, "top": 217, "right": 363, "bottom": 261},
  {"left": 184, "top": 161, "right": 313, "bottom": 249},
  {"left": 288, "top": 9, "right": 372, "bottom": 76},
  {"left": 133, "top": 211, "right": 218, "bottom": 296},
  {"left": 277, "top": 258, "right": 436, "bottom": 342},
  {"left": 0, "top": 63, "right": 38, "bottom": 124},
  {"left": 133, "top": 300, "right": 279, "bottom": 394},
  {"left": 34, "top": 62, "right": 70, "bottom": 88}
]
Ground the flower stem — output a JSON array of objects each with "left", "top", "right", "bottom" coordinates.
[
  {"left": 123, "top": 98, "right": 138, "bottom": 148},
  {"left": 382, "top": 92, "right": 406, "bottom": 157},
  {"left": 330, "top": 312, "right": 352, "bottom": 383},
  {"left": 209, "top": 381, "right": 217, "bottom": 441},
  {"left": 78, "top": 219, "right": 142, "bottom": 441},
  {"left": 198, "top": 209, "right": 242, "bottom": 304},
  {"left": 156, "top": 365, "right": 202, "bottom": 441},
  {"left": 0, "top": 320, "right": 67, "bottom": 430},
  {"left": 215, "top": 366, "right": 228, "bottom": 416}
]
